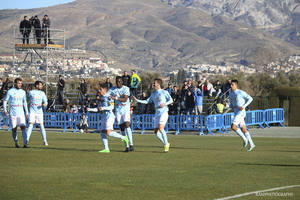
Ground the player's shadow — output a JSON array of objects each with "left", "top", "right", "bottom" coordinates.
[
  {"left": 58, "top": 138, "right": 95, "bottom": 142},
  {"left": 134, "top": 144, "right": 204, "bottom": 150},
  {"left": 263, "top": 150, "right": 300, "bottom": 153},
  {"left": 0, "top": 145, "right": 19, "bottom": 149},
  {"left": 32, "top": 146, "right": 98, "bottom": 152},
  {"left": 238, "top": 163, "right": 300, "bottom": 167}
]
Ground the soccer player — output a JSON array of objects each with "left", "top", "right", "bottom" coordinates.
[
  {"left": 133, "top": 78, "right": 173, "bottom": 152},
  {"left": 109, "top": 76, "right": 134, "bottom": 152},
  {"left": 26, "top": 81, "right": 48, "bottom": 146},
  {"left": 89, "top": 83, "right": 129, "bottom": 153},
  {"left": 229, "top": 79, "right": 255, "bottom": 151},
  {"left": 3, "top": 78, "right": 28, "bottom": 148}
]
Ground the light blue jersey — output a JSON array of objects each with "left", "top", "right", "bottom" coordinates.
[
  {"left": 3, "top": 88, "right": 28, "bottom": 116},
  {"left": 137, "top": 89, "right": 173, "bottom": 117},
  {"left": 27, "top": 90, "right": 48, "bottom": 114},
  {"left": 99, "top": 94, "right": 114, "bottom": 119},
  {"left": 109, "top": 86, "right": 130, "bottom": 114},
  {"left": 229, "top": 89, "right": 253, "bottom": 117}
]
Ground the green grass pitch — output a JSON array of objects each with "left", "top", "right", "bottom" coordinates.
[{"left": 0, "top": 130, "right": 299, "bottom": 200}]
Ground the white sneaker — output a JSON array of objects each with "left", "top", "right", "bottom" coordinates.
[
  {"left": 248, "top": 145, "right": 255, "bottom": 152},
  {"left": 43, "top": 141, "right": 48, "bottom": 146}
]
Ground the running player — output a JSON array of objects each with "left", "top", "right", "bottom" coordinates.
[
  {"left": 229, "top": 79, "right": 255, "bottom": 151},
  {"left": 109, "top": 76, "right": 133, "bottom": 152},
  {"left": 133, "top": 78, "right": 173, "bottom": 152},
  {"left": 26, "top": 81, "right": 48, "bottom": 146},
  {"left": 89, "top": 83, "right": 129, "bottom": 153},
  {"left": 3, "top": 78, "right": 28, "bottom": 148}
]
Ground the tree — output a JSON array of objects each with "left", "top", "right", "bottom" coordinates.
[
  {"left": 169, "top": 73, "right": 175, "bottom": 84},
  {"left": 195, "top": 72, "right": 200, "bottom": 82}
]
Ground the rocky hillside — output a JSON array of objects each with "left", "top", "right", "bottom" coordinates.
[
  {"left": 164, "top": 0, "right": 300, "bottom": 47},
  {"left": 0, "top": 0, "right": 299, "bottom": 71}
]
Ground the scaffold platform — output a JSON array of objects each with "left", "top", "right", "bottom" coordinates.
[{"left": 15, "top": 43, "right": 64, "bottom": 50}]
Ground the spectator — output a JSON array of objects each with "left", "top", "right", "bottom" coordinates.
[
  {"left": 85, "top": 96, "right": 92, "bottom": 108},
  {"left": 122, "top": 71, "right": 131, "bottom": 87},
  {"left": 170, "top": 86, "right": 180, "bottom": 115},
  {"left": 165, "top": 83, "right": 174, "bottom": 96},
  {"left": 104, "top": 78, "right": 113, "bottom": 89},
  {"left": 47, "top": 95, "right": 56, "bottom": 112},
  {"left": 214, "top": 80, "right": 222, "bottom": 98},
  {"left": 19, "top": 16, "right": 31, "bottom": 44},
  {"left": 79, "top": 113, "right": 89, "bottom": 133},
  {"left": 184, "top": 90, "right": 195, "bottom": 115},
  {"left": 181, "top": 80, "right": 188, "bottom": 91},
  {"left": 31, "top": 15, "right": 41, "bottom": 44},
  {"left": 70, "top": 104, "right": 79, "bottom": 113},
  {"left": 202, "top": 79, "right": 215, "bottom": 97},
  {"left": 194, "top": 87, "right": 204, "bottom": 115},
  {"left": 213, "top": 98, "right": 225, "bottom": 114},
  {"left": 180, "top": 84, "right": 189, "bottom": 114},
  {"left": 137, "top": 91, "right": 148, "bottom": 114},
  {"left": 0, "top": 78, "right": 3, "bottom": 92},
  {"left": 2, "top": 77, "right": 12, "bottom": 92},
  {"left": 187, "top": 79, "right": 194, "bottom": 92},
  {"left": 57, "top": 75, "right": 65, "bottom": 105},
  {"left": 90, "top": 99, "right": 98, "bottom": 110},
  {"left": 42, "top": 15, "right": 51, "bottom": 44},
  {"left": 222, "top": 79, "right": 232, "bottom": 96},
  {"left": 78, "top": 79, "right": 87, "bottom": 106},
  {"left": 130, "top": 70, "right": 141, "bottom": 97},
  {"left": 96, "top": 88, "right": 101, "bottom": 97},
  {"left": 63, "top": 98, "right": 71, "bottom": 113}
]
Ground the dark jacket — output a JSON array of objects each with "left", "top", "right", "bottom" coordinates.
[
  {"left": 42, "top": 18, "right": 51, "bottom": 28},
  {"left": 19, "top": 20, "right": 31, "bottom": 33},
  {"left": 32, "top": 18, "right": 41, "bottom": 29},
  {"left": 104, "top": 82, "right": 113, "bottom": 89},
  {"left": 122, "top": 75, "right": 131, "bottom": 87},
  {"left": 185, "top": 93, "right": 195, "bottom": 109},
  {"left": 58, "top": 79, "right": 65, "bottom": 91},
  {"left": 79, "top": 82, "right": 87, "bottom": 95}
]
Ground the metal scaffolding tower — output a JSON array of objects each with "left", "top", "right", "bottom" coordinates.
[{"left": 13, "top": 27, "right": 65, "bottom": 95}]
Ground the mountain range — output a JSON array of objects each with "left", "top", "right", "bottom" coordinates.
[{"left": 0, "top": 0, "right": 299, "bottom": 71}]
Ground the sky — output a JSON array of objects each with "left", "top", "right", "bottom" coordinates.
[{"left": 0, "top": 0, "right": 75, "bottom": 10}]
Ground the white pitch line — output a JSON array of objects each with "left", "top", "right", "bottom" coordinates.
[{"left": 215, "top": 185, "right": 300, "bottom": 200}]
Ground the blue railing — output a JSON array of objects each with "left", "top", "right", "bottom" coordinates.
[{"left": 0, "top": 108, "right": 284, "bottom": 134}]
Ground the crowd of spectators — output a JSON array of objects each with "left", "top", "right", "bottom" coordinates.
[
  {"left": 19, "top": 14, "right": 52, "bottom": 44},
  {"left": 0, "top": 71, "right": 231, "bottom": 117},
  {"left": 50, "top": 73, "right": 232, "bottom": 116}
]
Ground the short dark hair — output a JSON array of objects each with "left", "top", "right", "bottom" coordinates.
[
  {"left": 24, "top": 16, "right": 27, "bottom": 19},
  {"left": 154, "top": 78, "right": 163, "bottom": 87},
  {"left": 99, "top": 82, "right": 108, "bottom": 90},
  {"left": 44, "top": 15, "right": 48, "bottom": 17},
  {"left": 231, "top": 79, "right": 238, "bottom": 85},
  {"left": 14, "top": 78, "right": 22, "bottom": 84},
  {"left": 34, "top": 80, "right": 43, "bottom": 87},
  {"left": 116, "top": 76, "right": 123, "bottom": 83}
]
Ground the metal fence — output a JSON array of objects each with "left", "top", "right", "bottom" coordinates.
[{"left": 0, "top": 108, "right": 284, "bottom": 135}]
